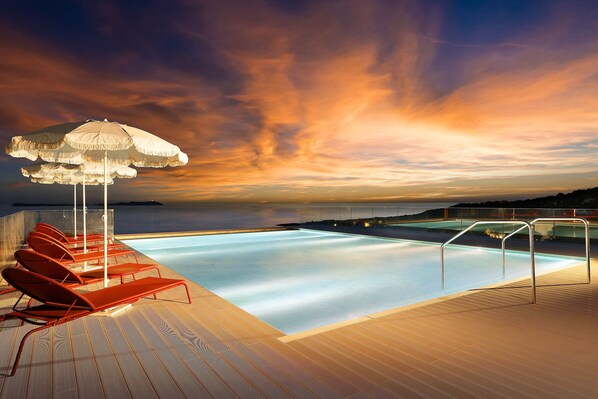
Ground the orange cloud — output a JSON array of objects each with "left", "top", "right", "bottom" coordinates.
[{"left": 1, "top": 1, "right": 597, "bottom": 203}]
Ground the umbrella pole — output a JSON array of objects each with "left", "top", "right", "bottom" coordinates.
[
  {"left": 103, "top": 150, "right": 108, "bottom": 288},
  {"left": 73, "top": 184, "right": 77, "bottom": 239},
  {"left": 83, "top": 174, "right": 88, "bottom": 270},
  {"left": 92, "top": 151, "right": 132, "bottom": 317}
]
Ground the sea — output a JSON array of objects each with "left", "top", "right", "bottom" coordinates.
[{"left": 0, "top": 202, "right": 454, "bottom": 235}]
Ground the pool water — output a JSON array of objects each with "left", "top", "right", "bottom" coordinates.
[{"left": 124, "top": 230, "right": 580, "bottom": 334}]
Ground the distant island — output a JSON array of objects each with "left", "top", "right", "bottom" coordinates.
[{"left": 454, "top": 187, "right": 598, "bottom": 209}]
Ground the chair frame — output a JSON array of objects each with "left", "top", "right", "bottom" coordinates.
[{"left": 0, "top": 268, "right": 191, "bottom": 376}]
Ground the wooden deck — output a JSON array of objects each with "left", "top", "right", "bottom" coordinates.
[{"left": 0, "top": 247, "right": 597, "bottom": 398}]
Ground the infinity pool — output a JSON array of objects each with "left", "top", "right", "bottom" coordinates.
[{"left": 124, "top": 230, "right": 580, "bottom": 335}]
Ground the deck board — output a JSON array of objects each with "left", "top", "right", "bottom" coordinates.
[
  {"left": 341, "top": 329, "right": 515, "bottom": 399},
  {"left": 250, "top": 341, "right": 343, "bottom": 399},
  {"left": 0, "top": 308, "right": 23, "bottom": 393},
  {"left": 195, "top": 308, "right": 322, "bottom": 399},
  {"left": 283, "top": 341, "right": 399, "bottom": 399},
  {"left": 155, "top": 304, "right": 266, "bottom": 398},
  {"left": 142, "top": 305, "right": 239, "bottom": 398},
  {"left": 0, "top": 323, "right": 33, "bottom": 398},
  {"left": 165, "top": 305, "right": 295, "bottom": 399},
  {"left": 84, "top": 318, "right": 132, "bottom": 399},
  {"left": 131, "top": 308, "right": 213, "bottom": 399},
  {"left": 69, "top": 333, "right": 105, "bottom": 399},
  {"left": 51, "top": 324, "right": 77, "bottom": 398},
  {"left": 116, "top": 312, "right": 187, "bottom": 398},
  {"left": 26, "top": 329, "right": 53, "bottom": 399},
  {"left": 100, "top": 317, "right": 159, "bottom": 399},
  {"left": 0, "top": 245, "right": 597, "bottom": 398}
]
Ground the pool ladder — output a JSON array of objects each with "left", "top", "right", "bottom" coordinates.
[{"left": 440, "top": 218, "right": 591, "bottom": 303}]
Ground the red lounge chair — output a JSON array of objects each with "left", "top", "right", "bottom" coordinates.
[
  {"left": 29, "top": 230, "right": 123, "bottom": 252},
  {"left": 35, "top": 222, "right": 108, "bottom": 244},
  {"left": 16, "top": 249, "right": 161, "bottom": 284},
  {"left": 0, "top": 250, "right": 160, "bottom": 295},
  {"left": 0, "top": 268, "right": 191, "bottom": 376},
  {"left": 27, "top": 233, "right": 137, "bottom": 265}
]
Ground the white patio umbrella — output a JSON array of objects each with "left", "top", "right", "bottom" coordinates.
[
  {"left": 22, "top": 162, "right": 137, "bottom": 270},
  {"left": 7, "top": 119, "right": 188, "bottom": 287},
  {"left": 22, "top": 162, "right": 136, "bottom": 242}
]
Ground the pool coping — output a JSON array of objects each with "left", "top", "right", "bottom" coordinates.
[{"left": 115, "top": 226, "right": 294, "bottom": 240}]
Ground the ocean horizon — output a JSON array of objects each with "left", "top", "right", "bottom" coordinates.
[{"left": 0, "top": 202, "right": 455, "bottom": 234}]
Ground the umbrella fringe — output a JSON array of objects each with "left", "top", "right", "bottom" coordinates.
[
  {"left": 64, "top": 141, "right": 132, "bottom": 151},
  {"left": 8, "top": 137, "right": 66, "bottom": 151}
]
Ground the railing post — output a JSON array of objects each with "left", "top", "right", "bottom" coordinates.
[
  {"left": 585, "top": 221, "right": 591, "bottom": 283},
  {"left": 441, "top": 246, "right": 445, "bottom": 290},
  {"left": 502, "top": 239, "right": 506, "bottom": 278},
  {"left": 528, "top": 222, "right": 536, "bottom": 303}
]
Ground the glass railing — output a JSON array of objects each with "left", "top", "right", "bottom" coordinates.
[
  {"left": 0, "top": 209, "right": 114, "bottom": 270},
  {"left": 0, "top": 211, "right": 26, "bottom": 269},
  {"left": 26, "top": 209, "right": 114, "bottom": 238}
]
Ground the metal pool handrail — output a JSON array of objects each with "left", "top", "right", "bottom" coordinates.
[
  {"left": 502, "top": 217, "right": 590, "bottom": 283},
  {"left": 440, "top": 220, "right": 536, "bottom": 303}
]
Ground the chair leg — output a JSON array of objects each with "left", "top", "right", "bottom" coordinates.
[
  {"left": 182, "top": 283, "right": 192, "bottom": 304},
  {"left": 144, "top": 275, "right": 158, "bottom": 299},
  {"left": 9, "top": 324, "right": 50, "bottom": 376}
]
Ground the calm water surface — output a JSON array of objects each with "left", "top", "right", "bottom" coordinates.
[
  {"left": 125, "top": 230, "right": 580, "bottom": 334},
  {"left": 0, "top": 202, "right": 453, "bottom": 234}
]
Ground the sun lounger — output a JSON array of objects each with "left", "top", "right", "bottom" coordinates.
[
  {"left": 27, "top": 233, "right": 136, "bottom": 265},
  {"left": 35, "top": 222, "right": 111, "bottom": 246},
  {"left": 0, "top": 267, "right": 191, "bottom": 376},
  {"left": 29, "top": 230, "right": 123, "bottom": 252},
  {"left": 0, "top": 250, "right": 159, "bottom": 295},
  {"left": 35, "top": 222, "right": 108, "bottom": 244},
  {"left": 15, "top": 249, "right": 160, "bottom": 284}
]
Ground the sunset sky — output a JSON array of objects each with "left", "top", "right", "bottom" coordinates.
[{"left": 1, "top": 0, "right": 597, "bottom": 204}]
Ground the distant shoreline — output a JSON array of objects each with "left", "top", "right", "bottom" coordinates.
[{"left": 453, "top": 187, "right": 597, "bottom": 209}]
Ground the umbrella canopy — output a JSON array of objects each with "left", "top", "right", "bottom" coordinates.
[
  {"left": 7, "top": 120, "right": 188, "bottom": 167},
  {"left": 29, "top": 175, "right": 113, "bottom": 185},
  {"left": 6, "top": 119, "right": 188, "bottom": 288}
]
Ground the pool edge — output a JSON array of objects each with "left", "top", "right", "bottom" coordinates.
[
  {"left": 278, "top": 260, "right": 589, "bottom": 343},
  {"left": 115, "top": 226, "right": 294, "bottom": 240}
]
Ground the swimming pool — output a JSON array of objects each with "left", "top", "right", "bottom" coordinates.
[{"left": 124, "top": 229, "right": 581, "bottom": 335}]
